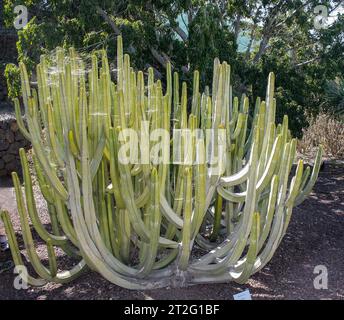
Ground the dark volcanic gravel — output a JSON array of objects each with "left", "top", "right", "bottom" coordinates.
[{"left": 0, "top": 162, "right": 343, "bottom": 300}]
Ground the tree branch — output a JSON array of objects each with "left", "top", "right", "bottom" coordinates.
[
  {"left": 150, "top": 48, "right": 171, "bottom": 68},
  {"left": 173, "top": 25, "right": 188, "bottom": 42},
  {"left": 252, "top": 33, "right": 270, "bottom": 63},
  {"left": 294, "top": 57, "right": 321, "bottom": 68},
  {"left": 96, "top": 6, "right": 121, "bottom": 35},
  {"left": 234, "top": 14, "right": 242, "bottom": 42},
  {"left": 245, "top": 23, "right": 257, "bottom": 59},
  {"left": 97, "top": 6, "right": 171, "bottom": 69}
]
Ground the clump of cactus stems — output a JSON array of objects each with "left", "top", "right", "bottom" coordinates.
[{"left": 0, "top": 36, "right": 322, "bottom": 289}]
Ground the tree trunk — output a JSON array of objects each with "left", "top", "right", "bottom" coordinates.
[{"left": 253, "top": 34, "right": 270, "bottom": 63}]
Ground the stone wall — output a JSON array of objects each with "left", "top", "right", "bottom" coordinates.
[
  {"left": 0, "top": 22, "right": 30, "bottom": 177},
  {"left": 0, "top": 113, "right": 30, "bottom": 176}
]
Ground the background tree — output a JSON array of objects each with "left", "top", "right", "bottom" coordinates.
[{"left": 3, "top": 0, "right": 344, "bottom": 136}]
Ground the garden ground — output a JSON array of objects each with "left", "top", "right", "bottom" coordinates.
[{"left": 0, "top": 161, "right": 343, "bottom": 300}]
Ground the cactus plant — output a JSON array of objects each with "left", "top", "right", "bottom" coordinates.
[{"left": 0, "top": 36, "right": 323, "bottom": 289}]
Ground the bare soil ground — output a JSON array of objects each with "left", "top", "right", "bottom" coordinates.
[{"left": 0, "top": 162, "right": 343, "bottom": 300}]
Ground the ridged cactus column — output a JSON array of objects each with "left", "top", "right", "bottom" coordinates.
[{"left": 0, "top": 36, "right": 323, "bottom": 289}]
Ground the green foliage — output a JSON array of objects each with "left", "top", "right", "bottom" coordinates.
[
  {"left": 326, "top": 77, "right": 344, "bottom": 118},
  {"left": 4, "top": 63, "right": 20, "bottom": 99},
  {"left": 3, "top": 0, "right": 344, "bottom": 135}
]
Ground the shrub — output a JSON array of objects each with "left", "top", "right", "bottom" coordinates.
[
  {"left": 325, "top": 77, "right": 344, "bottom": 119},
  {"left": 299, "top": 113, "right": 344, "bottom": 159},
  {"left": 4, "top": 63, "right": 21, "bottom": 100}
]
